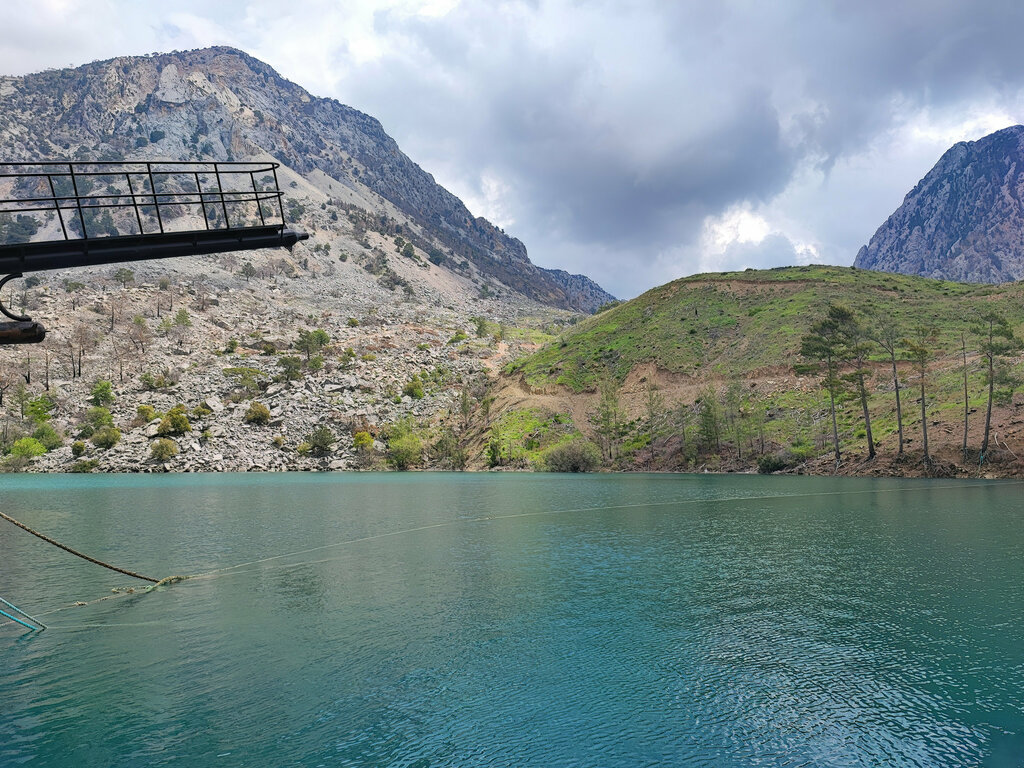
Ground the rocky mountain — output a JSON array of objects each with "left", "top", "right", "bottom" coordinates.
[
  {"left": 855, "top": 124, "right": 1024, "bottom": 283},
  {"left": 0, "top": 46, "right": 613, "bottom": 311}
]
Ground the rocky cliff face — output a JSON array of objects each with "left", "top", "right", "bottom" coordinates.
[
  {"left": 0, "top": 47, "right": 613, "bottom": 310},
  {"left": 854, "top": 125, "right": 1024, "bottom": 283}
]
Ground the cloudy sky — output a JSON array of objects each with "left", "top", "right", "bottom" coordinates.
[{"left": 3, "top": 1, "right": 1024, "bottom": 298}]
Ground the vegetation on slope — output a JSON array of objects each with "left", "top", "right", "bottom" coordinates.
[
  {"left": 508, "top": 266, "right": 996, "bottom": 392},
  {"left": 494, "top": 266, "right": 1024, "bottom": 476}
]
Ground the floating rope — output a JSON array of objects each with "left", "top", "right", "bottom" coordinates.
[{"left": 0, "top": 510, "right": 158, "bottom": 583}]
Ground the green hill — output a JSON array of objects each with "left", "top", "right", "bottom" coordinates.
[
  {"left": 508, "top": 265, "right": 1013, "bottom": 391},
  {"left": 487, "top": 266, "right": 1024, "bottom": 476}
]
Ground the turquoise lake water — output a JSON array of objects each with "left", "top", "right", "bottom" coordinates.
[{"left": 1, "top": 473, "right": 1023, "bottom": 766}]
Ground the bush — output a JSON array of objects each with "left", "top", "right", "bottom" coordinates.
[
  {"left": 353, "top": 431, "right": 373, "bottom": 453},
  {"left": 141, "top": 369, "right": 178, "bottom": 390},
  {"left": 347, "top": 317, "right": 359, "bottom": 327},
  {"left": 26, "top": 394, "right": 56, "bottom": 424},
  {"left": 85, "top": 406, "right": 114, "bottom": 429},
  {"left": 244, "top": 401, "right": 271, "bottom": 425},
  {"left": 542, "top": 438, "right": 601, "bottom": 472},
  {"left": 277, "top": 356, "right": 303, "bottom": 381},
  {"left": 157, "top": 405, "right": 191, "bottom": 436},
  {"left": 757, "top": 453, "right": 790, "bottom": 474},
  {"left": 71, "top": 440, "right": 87, "bottom": 457},
  {"left": 89, "top": 380, "right": 116, "bottom": 406},
  {"left": 402, "top": 375, "right": 425, "bottom": 399},
  {"left": 385, "top": 418, "right": 422, "bottom": 470},
  {"left": 296, "top": 442, "right": 312, "bottom": 456},
  {"left": 448, "top": 330, "right": 468, "bottom": 345},
  {"left": 272, "top": 435, "right": 285, "bottom": 449},
  {"left": 91, "top": 427, "right": 121, "bottom": 450},
  {"left": 10, "top": 437, "right": 46, "bottom": 458},
  {"left": 192, "top": 403, "right": 213, "bottom": 419},
  {"left": 150, "top": 438, "right": 179, "bottom": 462},
  {"left": 135, "top": 404, "right": 159, "bottom": 425},
  {"left": 70, "top": 459, "right": 100, "bottom": 473},
  {"left": 32, "top": 423, "right": 63, "bottom": 451},
  {"left": 306, "top": 425, "right": 335, "bottom": 456}
]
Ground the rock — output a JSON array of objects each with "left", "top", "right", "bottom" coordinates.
[{"left": 856, "top": 125, "right": 1024, "bottom": 283}]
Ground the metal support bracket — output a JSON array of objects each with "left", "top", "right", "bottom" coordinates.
[{"left": 0, "top": 273, "right": 30, "bottom": 322}]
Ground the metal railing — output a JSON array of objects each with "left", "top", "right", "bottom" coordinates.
[{"left": 0, "top": 160, "right": 289, "bottom": 242}]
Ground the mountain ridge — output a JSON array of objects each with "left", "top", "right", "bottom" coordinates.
[
  {"left": 0, "top": 46, "right": 613, "bottom": 311},
  {"left": 854, "top": 124, "right": 1024, "bottom": 283}
]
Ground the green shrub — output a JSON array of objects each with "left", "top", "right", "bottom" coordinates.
[
  {"left": 70, "top": 459, "right": 100, "bottom": 473},
  {"left": 541, "top": 439, "right": 601, "bottom": 472},
  {"left": 244, "top": 401, "right": 271, "bottom": 425},
  {"left": 347, "top": 317, "right": 359, "bottom": 327},
  {"left": 150, "top": 438, "right": 179, "bottom": 462},
  {"left": 135, "top": 404, "right": 159, "bottom": 425},
  {"left": 447, "top": 330, "right": 468, "bottom": 345},
  {"left": 402, "top": 375, "right": 425, "bottom": 399},
  {"left": 385, "top": 418, "right": 422, "bottom": 470},
  {"left": 10, "top": 437, "right": 45, "bottom": 458},
  {"left": 71, "top": 440, "right": 87, "bottom": 457},
  {"left": 141, "top": 369, "right": 177, "bottom": 390},
  {"left": 157, "top": 405, "right": 191, "bottom": 436},
  {"left": 306, "top": 425, "right": 335, "bottom": 456},
  {"left": 296, "top": 442, "right": 312, "bottom": 456},
  {"left": 277, "top": 356, "right": 302, "bottom": 381},
  {"left": 91, "top": 427, "right": 121, "bottom": 450},
  {"left": 32, "top": 423, "right": 62, "bottom": 451},
  {"left": 26, "top": 394, "right": 56, "bottom": 424},
  {"left": 272, "top": 435, "right": 285, "bottom": 449},
  {"left": 85, "top": 406, "right": 114, "bottom": 429},
  {"left": 89, "top": 380, "right": 116, "bottom": 406},
  {"left": 353, "top": 431, "right": 373, "bottom": 452},
  {"left": 757, "top": 454, "right": 789, "bottom": 474}
]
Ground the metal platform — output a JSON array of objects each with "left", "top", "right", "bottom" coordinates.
[{"left": 0, "top": 160, "right": 308, "bottom": 343}]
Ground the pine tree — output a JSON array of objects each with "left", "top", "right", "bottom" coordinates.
[
  {"left": 904, "top": 325, "right": 939, "bottom": 466},
  {"left": 971, "top": 310, "right": 1022, "bottom": 461},
  {"left": 799, "top": 308, "right": 846, "bottom": 465}
]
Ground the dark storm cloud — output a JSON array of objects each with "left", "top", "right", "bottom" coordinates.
[
  {"left": 5, "top": 1, "right": 1024, "bottom": 297},
  {"left": 329, "top": 0, "right": 1024, "bottom": 297}
]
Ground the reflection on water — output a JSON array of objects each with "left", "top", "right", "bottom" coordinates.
[{"left": 1, "top": 473, "right": 1023, "bottom": 766}]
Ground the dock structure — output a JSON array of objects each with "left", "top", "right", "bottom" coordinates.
[
  {"left": 0, "top": 160, "right": 308, "bottom": 344},
  {"left": 0, "top": 595, "right": 45, "bottom": 632}
]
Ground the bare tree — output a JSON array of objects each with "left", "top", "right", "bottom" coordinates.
[
  {"left": 128, "top": 315, "right": 152, "bottom": 357},
  {"left": 0, "top": 361, "right": 15, "bottom": 407},
  {"left": 904, "top": 325, "right": 939, "bottom": 466},
  {"left": 872, "top": 318, "right": 905, "bottom": 456},
  {"left": 643, "top": 381, "right": 666, "bottom": 470},
  {"left": 972, "top": 310, "right": 1022, "bottom": 461},
  {"left": 110, "top": 335, "right": 132, "bottom": 383},
  {"left": 961, "top": 331, "right": 969, "bottom": 462}
]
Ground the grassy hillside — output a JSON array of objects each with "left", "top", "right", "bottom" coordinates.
[
  {"left": 490, "top": 266, "right": 1024, "bottom": 475},
  {"left": 507, "top": 265, "right": 1019, "bottom": 391}
]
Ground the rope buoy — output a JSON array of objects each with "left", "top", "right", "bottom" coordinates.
[{"left": 0, "top": 510, "right": 159, "bottom": 583}]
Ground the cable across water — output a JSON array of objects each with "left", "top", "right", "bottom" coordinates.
[{"left": 4, "top": 479, "right": 1016, "bottom": 630}]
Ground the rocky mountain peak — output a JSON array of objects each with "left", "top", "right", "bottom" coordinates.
[
  {"left": 854, "top": 124, "right": 1024, "bottom": 283},
  {"left": 0, "top": 46, "right": 614, "bottom": 311}
]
